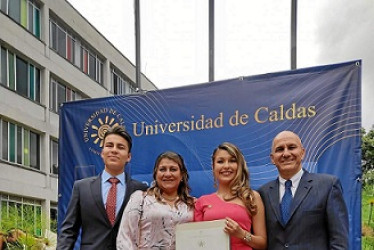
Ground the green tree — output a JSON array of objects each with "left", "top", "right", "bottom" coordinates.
[
  {"left": 362, "top": 127, "right": 374, "bottom": 186},
  {"left": 0, "top": 205, "right": 52, "bottom": 249}
]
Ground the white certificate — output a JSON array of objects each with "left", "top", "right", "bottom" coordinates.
[{"left": 176, "top": 219, "right": 230, "bottom": 250}]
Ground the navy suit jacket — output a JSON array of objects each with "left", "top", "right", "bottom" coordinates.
[
  {"left": 258, "top": 170, "right": 348, "bottom": 250},
  {"left": 57, "top": 173, "right": 147, "bottom": 250}
]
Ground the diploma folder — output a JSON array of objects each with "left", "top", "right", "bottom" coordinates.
[{"left": 176, "top": 219, "right": 230, "bottom": 250}]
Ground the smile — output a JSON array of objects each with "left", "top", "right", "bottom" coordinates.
[
  {"left": 282, "top": 161, "right": 294, "bottom": 164},
  {"left": 220, "top": 171, "right": 233, "bottom": 175}
]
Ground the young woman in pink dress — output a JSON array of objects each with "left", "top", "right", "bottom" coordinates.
[
  {"left": 194, "top": 142, "right": 267, "bottom": 250},
  {"left": 117, "top": 151, "right": 194, "bottom": 250}
]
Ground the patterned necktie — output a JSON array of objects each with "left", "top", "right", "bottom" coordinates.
[
  {"left": 280, "top": 179, "right": 293, "bottom": 225},
  {"left": 106, "top": 177, "right": 120, "bottom": 226}
]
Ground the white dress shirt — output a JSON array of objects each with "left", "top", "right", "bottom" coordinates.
[{"left": 278, "top": 168, "right": 304, "bottom": 203}]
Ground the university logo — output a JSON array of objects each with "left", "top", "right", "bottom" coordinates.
[{"left": 83, "top": 108, "right": 125, "bottom": 155}]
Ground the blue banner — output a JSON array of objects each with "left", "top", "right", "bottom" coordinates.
[{"left": 59, "top": 61, "right": 361, "bottom": 248}]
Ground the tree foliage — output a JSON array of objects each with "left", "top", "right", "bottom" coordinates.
[
  {"left": 363, "top": 127, "right": 374, "bottom": 172},
  {"left": 362, "top": 127, "right": 374, "bottom": 187},
  {"left": 0, "top": 205, "right": 56, "bottom": 249}
]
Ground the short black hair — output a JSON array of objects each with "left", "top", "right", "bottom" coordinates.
[{"left": 103, "top": 125, "right": 132, "bottom": 152}]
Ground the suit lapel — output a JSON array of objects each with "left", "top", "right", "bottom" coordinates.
[
  {"left": 267, "top": 180, "right": 283, "bottom": 224},
  {"left": 90, "top": 174, "right": 109, "bottom": 223},
  {"left": 114, "top": 173, "right": 133, "bottom": 226},
  {"left": 123, "top": 173, "right": 134, "bottom": 208},
  {"left": 288, "top": 171, "right": 313, "bottom": 222}
]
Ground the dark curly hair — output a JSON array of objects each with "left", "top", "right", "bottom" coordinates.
[{"left": 147, "top": 151, "right": 195, "bottom": 209}]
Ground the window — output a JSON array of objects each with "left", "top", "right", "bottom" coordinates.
[
  {"left": 66, "top": 35, "right": 75, "bottom": 63},
  {"left": 29, "top": 131, "right": 39, "bottom": 169},
  {"left": 8, "top": 51, "right": 15, "bottom": 90},
  {"left": 0, "top": 47, "right": 7, "bottom": 86},
  {"left": 0, "top": 194, "right": 42, "bottom": 237},
  {"left": 1, "top": 121, "right": 8, "bottom": 159},
  {"left": 9, "top": 123, "right": 15, "bottom": 162},
  {"left": 49, "top": 78, "right": 56, "bottom": 112},
  {"left": 88, "top": 53, "right": 96, "bottom": 79},
  {"left": 3, "top": 0, "right": 41, "bottom": 38},
  {"left": 112, "top": 71, "right": 119, "bottom": 94},
  {"left": 29, "top": 64, "right": 40, "bottom": 101},
  {"left": 1, "top": 0, "right": 8, "bottom": 13},
  {"left": 57, "top": 25, "right": 66, "bottom": 57},
  {"left": 57, "top": 82, "right": 66, "bottom": 110},
  {"left": 8, "top": 0, "right": 21, "bottom": 23},
  {"left": 97, "top": 60, "right": 103, "bottom": 84},
  {"left": 73, "top": 39, "right": 81, "bottom": 68},
  {"left": 24, "top": 129, "right": 30, "bottom": 166},
  {"left": 79, "top": 46, "right": 104, "bottom": 84},
  {"left": 50, "top": 205, "right": 57, "bottom": 233},
  {"left": 50, "top": 139, "right": 58, "bottom": 175},
  {"left": 50, "top": 20, "right": 77, "bottom": 64},
  {"left": 81, "top": 47, "right": 88, "bottom": 74},
  {"left": 16, "top": 56, "right": 28, "bottom": 96},
  {"left": 28, "top": 0, "right": 40, "bottom": 38},
  {"left": 49, "top": 18, "right": 104, "bottom": 84},
  {"left": 111, "top": 68, "right": 136, "bottom": 95},
  {"left": 0, "top": 46, "right": 41, "bottom": 102},
  {"left": 16, "top": 126, "right": 22, "bottom": 164},
  {"left": 49, "top": 78, "right": 83, "bottom": 113},
  {"left": 49, "top": 21, "right": 57, "bottom": 50},
  {"left": 0, "top": 118, "right": 40, "bottom": 170}
]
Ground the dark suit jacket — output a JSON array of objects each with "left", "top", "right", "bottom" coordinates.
[
  {"left": 258, "top": 170, "right": 348, "bottom": 250},
  {"left": 57, "top": 173, "right": 147, "bottom": 250}
]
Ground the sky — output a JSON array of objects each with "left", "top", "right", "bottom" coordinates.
[{"left": 67, "top": 0, "right": 373, "bottom": 129}]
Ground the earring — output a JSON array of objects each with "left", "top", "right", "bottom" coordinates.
[{"left": 213, "top": 176, "right": 217, "bottom": 188}]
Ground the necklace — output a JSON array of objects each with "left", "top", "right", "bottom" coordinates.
[{"left": 161, "top": 194, "right": 179, "bottom": 202}]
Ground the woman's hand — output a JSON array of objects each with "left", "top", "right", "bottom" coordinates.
[{"left": 223, "top": 217, "right": 245, "bottom": 239}]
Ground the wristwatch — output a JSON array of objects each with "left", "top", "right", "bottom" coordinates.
[{"left": 243, "top": 232, "right": 252, "bottom": 242}]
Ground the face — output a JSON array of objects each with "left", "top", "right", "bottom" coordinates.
[
  {"left": 101, "top": 134, "right": 131, "bottom": 176},
  {"left": 156, "top": 158, "right": 182, "bottom": 195},
  {"left": 213, "top": 149, "right": 238, "bottom": 186},
  {"left": 270, "top": 131, "right": 305, "bottom": 179}
]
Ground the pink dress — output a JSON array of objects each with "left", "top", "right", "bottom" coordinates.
[{"left": 194, "top": 193, "right": 253, "bottom": 250}]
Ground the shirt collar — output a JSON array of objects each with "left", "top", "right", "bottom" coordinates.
[
  {"left": 102, "top": 169, "right": 126, "bottom": 185},
  {"left": 278, "top": 168, "right": 304, "bottom": 187}
]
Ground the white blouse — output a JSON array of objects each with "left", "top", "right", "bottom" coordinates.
[{"left": 117, "top": 190, "right": 193, "bottom": 250}]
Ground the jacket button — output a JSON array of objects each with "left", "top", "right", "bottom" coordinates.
[{"left": 284, "top": 243, "right": 289, "bottom": 248}]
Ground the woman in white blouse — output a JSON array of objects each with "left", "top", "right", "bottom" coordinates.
[{"left": 117, "top": 151, "right": 195, "bottom": 250}]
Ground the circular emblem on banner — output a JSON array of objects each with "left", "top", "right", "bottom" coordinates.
[{"left": 83, "top": 108, "right": 125, "bottom": 155}]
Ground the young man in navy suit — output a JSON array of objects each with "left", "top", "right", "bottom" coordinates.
[
  {"left": 57, "top": 126, "right": 147, "bottom": 250},
  {"left": 258, "top": 131, "right": 348, "bottom": 249}
]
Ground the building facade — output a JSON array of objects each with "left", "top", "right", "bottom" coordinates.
[{"left": 0, "top": 0, "right": 156, "bottom": 236}]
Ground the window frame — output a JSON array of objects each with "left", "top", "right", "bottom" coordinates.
[
  {"left": 0, "top": 194, "right": 42, "bottom": 236},
  {"left": 49, "top": 18, "right": 104, "bottom": 84},
  {"left": 0, "top": 118, "right": 40, "bottom": 169},
  {"left": 50, "top": 139, "right": 58, "bottom": 175},
  {"left": 111, "top": 67, "right": 136, "bottom": 95},
  {"left": 49, "top": 77, "right": 82, "bottom": 113},
  {"left": 0, "top": 46, "right": 41, "bottom": 102}
]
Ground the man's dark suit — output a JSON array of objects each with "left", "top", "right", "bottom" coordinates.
[
  {"left": 57, "top": 173, "right": 147, "bottom": 250},
  {"left": 258, "top": 170, "right": 348, "bottom": 250}
]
